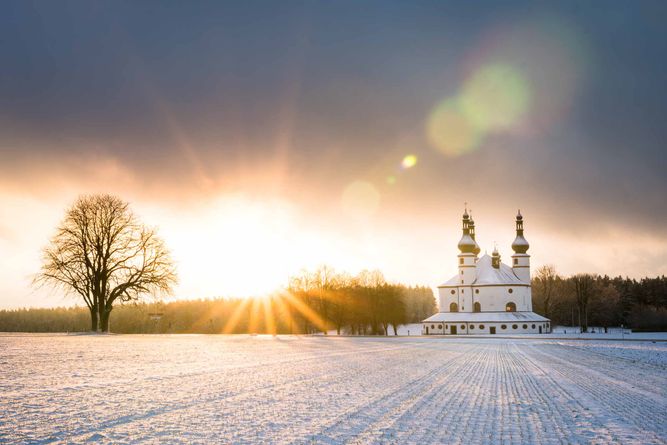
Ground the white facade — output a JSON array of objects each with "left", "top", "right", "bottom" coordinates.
[{"left": 423, "top": 209, "right": 550, "bottom": 335}]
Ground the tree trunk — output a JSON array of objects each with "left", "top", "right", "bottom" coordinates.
[
  {"left": 100, "top": 309, "right": 112, "bottom": 333},
  {"left": 89, "top": 308, "right": 98, "bottom": 332}
]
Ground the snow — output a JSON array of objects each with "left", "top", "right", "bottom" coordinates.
[
  {"left": 439, "top": 254, "right": 524, "bottom": 287},
  {"left": 1, "top": 334, "right": 666, "bottom": 444}
]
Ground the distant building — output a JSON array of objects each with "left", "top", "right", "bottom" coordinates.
[{"left": 423, "top": 209, "right": 550, "bottom": 335}]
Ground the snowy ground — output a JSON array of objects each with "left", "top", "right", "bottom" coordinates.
[{"left": 0, "top": 334, "right": 666, "bottom": 444}]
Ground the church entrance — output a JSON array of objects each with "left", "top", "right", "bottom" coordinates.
[
  {"left": 539, "top": 326, "right": 542, "bottom": 334},
  {"left": 425, "top": 326, "right": 429, "bottom": 335},
  {"left": 490, "top": 327, "right": 496, "bottom": 334},
  {"left": 451, "top": 326, "right": 457, "bottom": 335}
]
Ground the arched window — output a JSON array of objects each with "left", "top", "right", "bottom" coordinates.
[
  {"left": 449, "top": 302, "right": 459, "bottom": 312},
  {"left": 505, "top": 302, "right": 516, "bottom": 312},
  {"left": 473, "top": 302, "right": 481, "bottom": 313}
]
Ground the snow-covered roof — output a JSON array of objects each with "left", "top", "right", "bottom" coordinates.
[
  {"left": 422, "top": 311, "right": 549, "bottom": 323},
  {"left": 475, "top": 254, "right": 525, "bottom": 285},
  {"left": 438, "top": 254, "right": 526, "bottom": 287}
]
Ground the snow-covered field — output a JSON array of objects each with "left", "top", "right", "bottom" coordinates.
[{"left": 1, "top": 334, "right": 665, "bottom": 444}]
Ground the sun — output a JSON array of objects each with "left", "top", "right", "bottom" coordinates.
[{"left": 155, "top": 195, "right": 341, "bottom": 299}]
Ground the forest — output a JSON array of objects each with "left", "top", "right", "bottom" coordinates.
[
  {"left": 0, "top": 267, "right": 436, "bottom": 335},
  {"left": 1, "top": 265, "right": 666, "bottom": 333},
  {"left": 530, "top": 266, "right": 667, "bottom": 332}
]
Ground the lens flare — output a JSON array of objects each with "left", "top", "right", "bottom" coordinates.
[
  {"left": 460, "top": 64, "right": 531, "bottom": 132},
  {"left": 427, "top": 100, "right": 481, "bottom": 157},
  {"left": 341, "top": 181, "right": 380, "bottom": 217},
  {"left": 401, "top": 154, "right": 417, "bottom": 169}
]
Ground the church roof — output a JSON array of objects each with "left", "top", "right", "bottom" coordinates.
[
  {"left": 423, "top": 311, "right": 549, "bottom": 323},
  {"left": 439, "top": 254, "right": 526, "bottom": 287}
]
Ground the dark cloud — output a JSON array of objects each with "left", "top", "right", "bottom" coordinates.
[{"left": 1, "top": 0, "right": 666, "bottom": 237}]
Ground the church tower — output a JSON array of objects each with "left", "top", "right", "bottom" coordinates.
[
  {"left": 468, "top": 213, "right": 481, "bottom": 258},
  {"left": 511, "top": 210, "right": 530, "bottom": 283},
  {"left": 457, "top": 208, "right": 476, "bottom": 287}
]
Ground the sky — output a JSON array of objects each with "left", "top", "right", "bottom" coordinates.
[{"left": 1, "top": 0, "right": 666, "bottom": 309}]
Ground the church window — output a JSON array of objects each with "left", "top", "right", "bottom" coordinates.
[
  {"left": 470, "top": 325, "right": 474, "bottom": 330},
  {"left": 460, "top": 324, "right": 465, "bottom": 330},
  {"left": 479, "top": 324, "right": 485, "bottom": 329},
  {"left": 473, "top": 302, "right": 481, "bottom": 313},
  {"left": 475, "top": 289, "right": 479, "bottom": 294},
  {"left": 461, "top": 289, "right": 464, "bottom": 293},
  {"left": 451, "top": 290, "right": 455, "bottom": 295},
  {"left": 438, "top": 324, "right": 443, "bottom": 329},
  {"left": 508, "top": 288, "right": 513, "bottom": 294},
  {"left": 531, "top": 324, "right": 535, "bottom": 329},
  {"left": 522, "top": 324, "right": 528, "bottom": 329},
  {"left": 460, "top": 258, "right": 464, "bottom": 265},
  {"left": 513, "top": 258, "right": 518, "bottom": 265},
  {"left": 512, "top": 324, "right": 518, "bottom": 330},
  {"left": 501, "top": 325, "right": 507, "bottom": 330},
  {"left": 505, "top": 302, "right": 516, "bottom": 312},
  {"left": 431, "top": 325, "right": 435, "bottom": 330},
  {"left": 449, "top": 302, "right": 459, "bottom": 312}
]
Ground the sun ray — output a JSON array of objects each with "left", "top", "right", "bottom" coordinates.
[
  {"left": 221, "top": 297, "right": 252, "bottom": 334},
  {"left": 247, "top": 297, "right": 262, "bottom": 334},
  {"left": 273, "top": 294, "right": 298, "bottom": 334},
  {"left": 280, "top": 291, "right": 328, "bottom": 333},
  {"left": 261, "top": 296, "right": 277, "bottom": 335}
]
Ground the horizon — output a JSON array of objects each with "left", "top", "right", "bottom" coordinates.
[{"left": 1, "top": 1, "right": 666, "bottom": 309}]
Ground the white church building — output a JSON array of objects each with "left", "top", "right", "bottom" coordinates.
[{"left": 422, "top": 209, "right": 550, "bottom": 335}]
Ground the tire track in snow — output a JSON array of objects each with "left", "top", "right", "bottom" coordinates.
[{"left": 522, "top": 342, "right": 667, "bottom": 444}]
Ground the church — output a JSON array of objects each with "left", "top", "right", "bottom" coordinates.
[{"left": 422, "top": 209, "right": 550, "bottom": 335}]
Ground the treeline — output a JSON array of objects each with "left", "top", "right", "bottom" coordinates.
[
  {"left": 0, "top": 267, "right": 436, "bottom": 334},
  {"left": 531, "top": 266, "right": 667, "bottom": 332}
]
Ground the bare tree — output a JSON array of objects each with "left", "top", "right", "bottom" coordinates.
[
  {"left": 532, "top": 264, "right": 559, "bottom": 319},
  {"left": 572, "top": 273, "right": 595, "bottom": 333},
  {"left": 35, "top": 194, "right": 177, "bottom": 332}
]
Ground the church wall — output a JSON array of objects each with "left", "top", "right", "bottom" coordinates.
[
  {"left": 422, "top": 321, "right": 551, "bottom": 335},
  {"left": 439, "top": 284, "right": 532, "bottom": 313}
]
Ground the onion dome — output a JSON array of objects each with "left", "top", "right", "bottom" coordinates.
[
  {"left": 511, "top": 209, "right": 530, "bottom": 254},
  {"left": 458, "top": 233, "right": 476, "bottom": 253},
  {"left": 491, "top": 245, "right": 501, "bottom": 268},
  {"left": 458, "top": 207, "right": 476, "bottom": 253}
]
